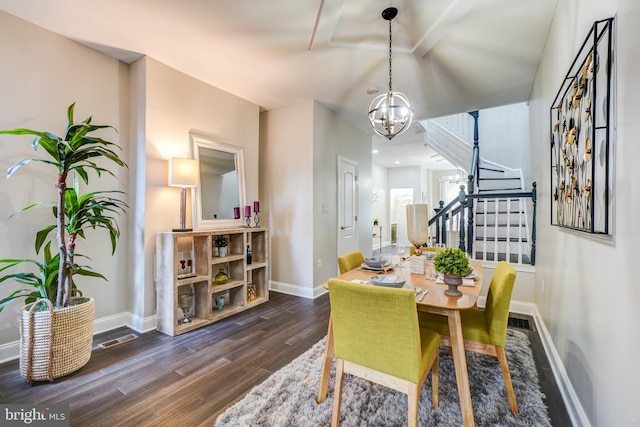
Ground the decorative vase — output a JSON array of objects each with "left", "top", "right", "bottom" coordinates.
[
  {"left": 443, "top": 274, "right": 463, "bottom": 297},
  {"left": 247, "top": 282, "right": 257, "bottom": 302},
  {"left": 215, "top": 296, "right": 225, "bottom": 311},
  {"left": 218, "top": 246, "right": 227, "bottom": 257},
  {"left": 213, "top": 268, "right": 229, "bottom": 285}
]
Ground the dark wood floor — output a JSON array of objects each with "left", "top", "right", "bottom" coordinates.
[{"left": 0, "top": 292, "right": 571, "bottom": 426}]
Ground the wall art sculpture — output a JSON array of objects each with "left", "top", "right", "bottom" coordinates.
[{"left": 550, "top": 18, "right": 614, "bottom": 234}]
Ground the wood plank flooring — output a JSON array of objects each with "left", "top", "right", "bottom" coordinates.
[{"left": 0, "top": 292, "right": 570, "bottom": 426}]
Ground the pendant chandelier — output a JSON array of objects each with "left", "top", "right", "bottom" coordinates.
[{"left": 368, "top": 7, "right": 414, "bottom": 140}]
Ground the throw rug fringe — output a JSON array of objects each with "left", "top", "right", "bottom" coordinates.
[{"left": 215, "top": 329, "right": 551, "bottom": 426}]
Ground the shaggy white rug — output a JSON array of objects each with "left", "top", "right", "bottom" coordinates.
[{"left": 215, "top": 329, "right": 551, "bottom": 426}]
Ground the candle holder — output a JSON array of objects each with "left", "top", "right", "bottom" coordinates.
[
  {"left": 252, "top": 201, "right": 260, "bottom": 228},
  {"left": 244, "top": 205, "right": 252, "bottom": 227}
]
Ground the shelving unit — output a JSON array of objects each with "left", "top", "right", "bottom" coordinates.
[{"left": 156, "top": 227, "right": 269, "bottom": 336}]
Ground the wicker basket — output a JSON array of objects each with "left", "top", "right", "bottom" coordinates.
[{"left": 19, "top": 297, "right": 95, "bottom": 383}]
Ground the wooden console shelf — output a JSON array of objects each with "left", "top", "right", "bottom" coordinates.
[{"left": 156, "top": 227, "right": 269, "bottom": 336}]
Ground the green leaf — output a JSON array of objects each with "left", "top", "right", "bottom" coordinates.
[
  {"left": 35, "top": 225, "right": 56, "bottom": 253},
  {"left": 6, "top": 158, "right": 31, "bottom": 178}
]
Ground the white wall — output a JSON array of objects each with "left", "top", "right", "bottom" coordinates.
[
  {"left": 260, "top": 101, "right": 314, "bottom": 296},
  {"left": 372, "top": 163, "right": 388, "bottom": 241},
  {"left": 479, "top": 102, "right": 532, "bottom": 183},
  {"left": 0, "top": 11, "right": 131, "bottom": 344},
  {"left": 313, "top": 101, "right": 373, "bottom": 283},
  {"left": 262, "top": 100, "right": 371, "bottom": 297},
  {"left": 530, "top": 1, "right": 640, "bottom": 425}
]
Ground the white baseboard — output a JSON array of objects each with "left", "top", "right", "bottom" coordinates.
[
  {"left": 269, "top": 280, "right": 326, "bottom": 299},
  {"left": 127, "top": 312, "right": 158, "bottom": 333},
  {"left": 93, "top": 312, "right": 130, "bottom": 334},
  {"left": 532, "top": 306, "right": 589, "bottom": 427},
  {"left": 0, "top": 311, "right": 158, "bottom": 364},
  {"left": 0, "top": 341, "right": 19, "bottom": 365}
]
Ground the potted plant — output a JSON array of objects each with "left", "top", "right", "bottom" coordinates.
[
  {"left": 214, "top": 235, "right": 229, "bottom": 257},
  {"left": 433, "top": 248, "right": 472, "bottom": 297},
  {"left": 0, "top": 103, "right": 127, "bottom": 382}
]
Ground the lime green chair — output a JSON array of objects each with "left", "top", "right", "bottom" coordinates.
[
  {"left": 337, "top": 251, "right": 365, "bottom": 274},
  {"left": 328, "top": 278, "right": 440, "bottom": 427},
  {"left": 418, "top": 261, "right": 518, "bottom": 414}
]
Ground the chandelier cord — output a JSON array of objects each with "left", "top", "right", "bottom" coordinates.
[{"left": 388, "top": 18, "right": 393, "bottom": 93}]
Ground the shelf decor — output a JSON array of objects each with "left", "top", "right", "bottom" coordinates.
[
  {"left": 550, "top": 17, "right": 614, "bottom": 234},
  {"left": 156, "top": 227, "right": 269, "bottom": 336}
]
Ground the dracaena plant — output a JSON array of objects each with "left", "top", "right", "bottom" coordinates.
[
  {"left": 0, "top": 103, "right": 127, "bottom": 309},
  {"left": 0, "top": 242, "right": 101, "bottom": 311}
]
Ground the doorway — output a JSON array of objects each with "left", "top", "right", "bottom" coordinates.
[{"left": 390, "top": 188, "right": 413, "bottom": 247}]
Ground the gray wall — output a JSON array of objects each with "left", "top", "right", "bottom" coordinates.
[{"left": 0, "top": 11, "right": 131, "bottom": 347}]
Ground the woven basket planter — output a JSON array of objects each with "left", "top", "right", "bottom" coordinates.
[{"left": 19, "top": 297, "right": 94, "bottom": 383}]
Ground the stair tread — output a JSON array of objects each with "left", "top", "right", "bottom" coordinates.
[
  {"left": 475, "top": 236, "right": 529, "bottom": 242},
  {"left": 475, "top": 210, "right": 525, "bottom": 214},
  {"left": 474, "top": 252, "right": 532, "bottom": 264},
  {"left": 478, "top": 177, "right": 521, "bottom": 181},
  {"left": 477, "top": 188, "right": 522, "bottom": 192},
  {"left": 475, "top": 198, "right": 525, "bottom": 201}
]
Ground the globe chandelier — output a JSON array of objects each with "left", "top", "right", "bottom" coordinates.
[{"left": 368, "top": 7, "right": 414, "bottom": 140}]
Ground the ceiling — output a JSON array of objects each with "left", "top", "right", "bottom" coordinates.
[{"left": 0, "top": 0, "right": 557, "bottom": 170}]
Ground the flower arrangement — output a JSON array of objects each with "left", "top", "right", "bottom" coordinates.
[
  {"left": 214, "top": 235, "right": 229, "bottom": 248},
  {"left": 433, "top": 248, "right": 472, "bottom": 277}
]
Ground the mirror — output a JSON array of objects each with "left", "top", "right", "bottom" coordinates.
[{"left": 190, "top": 133, "right": 246, "bottom": 229}]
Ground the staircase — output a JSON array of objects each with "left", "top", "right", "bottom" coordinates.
[{"left": 420, "top": 113, "right": 535, "bottom": 265}]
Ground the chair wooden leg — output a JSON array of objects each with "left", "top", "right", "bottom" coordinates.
[
  {"left": 496, "top": 346, "right": 518, "bottom": 414},
  {"left": 432, "top": 352, "right": 439, "bottom": 408},
  {"left": 318, "top": 314, "right": 334, "bottom": 403},
  {"left": 407, "top": 384, "right": 419, "bottom": 427},
  {"left": 332, "top": 359, "right": 345, "bottom": 426}
]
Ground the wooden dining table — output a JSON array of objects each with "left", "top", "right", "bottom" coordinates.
[{"left": 317, "top": 258, "right": 483, "bottom": 427}]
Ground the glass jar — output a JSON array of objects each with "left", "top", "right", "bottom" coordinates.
[{"left": 213, "top": 268, "right": 229, "bottom": 285}]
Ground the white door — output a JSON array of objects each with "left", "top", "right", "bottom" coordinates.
[{"left": 338, "top": 157, "right": 358, "bottom": 257}]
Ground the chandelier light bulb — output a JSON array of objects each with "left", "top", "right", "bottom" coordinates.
[{"left": 368, "top": 90, "right": 414, "bottom": 140}]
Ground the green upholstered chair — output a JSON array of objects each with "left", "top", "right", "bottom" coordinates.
[
  {"left": 418, "top": 261, "right": 519, "bottom": 414},
  {"left": 337, "top": 251, "right": 365, "bottom": 274},
  {"left": 328, "top": 278, "right": 440, "bottom": 427}
]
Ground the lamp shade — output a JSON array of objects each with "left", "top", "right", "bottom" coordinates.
[
  {"left": 406, "top": 204, "right": 429, "bottom": 255},
  {"left": 169, "top": 158, "right": 198, "bottom": 187}
]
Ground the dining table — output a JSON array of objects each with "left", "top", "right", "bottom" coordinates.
[{"left": 317, "top": 257, "right": 483, "bottom": 427}]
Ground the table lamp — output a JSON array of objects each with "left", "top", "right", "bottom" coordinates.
[
  {"left": 169, "top": 157, "right": 199, "bottom": 232},
  {"left": 406, "top": 204, "right": 429, "bottom": 256}
]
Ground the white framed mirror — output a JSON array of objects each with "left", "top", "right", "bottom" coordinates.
[{"left": 190, "top": 133, "right": 246, "bottom": 229}]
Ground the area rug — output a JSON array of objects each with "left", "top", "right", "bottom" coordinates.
[{"left": 215, "top": 329, "right": 551, "bottom": 426}]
